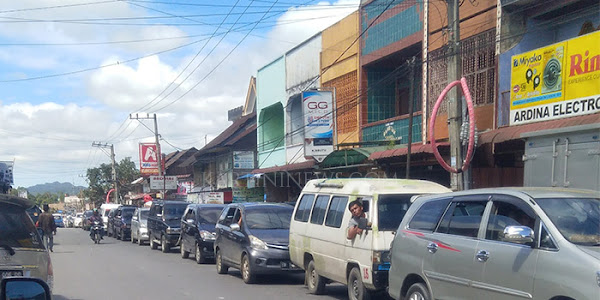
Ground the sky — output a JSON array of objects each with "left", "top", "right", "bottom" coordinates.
[{"left": 0, "top": 0, "right": 360, "bottom": 188}]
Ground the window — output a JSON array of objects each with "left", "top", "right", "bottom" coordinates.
[
  {"left": 197, "top": 207, "right": 224, "bottom": 224},
  {"left": 220, "top": 207, "right": 236, "bottom": 226},
  {"left": 310, "top": 195, "right": 330, "bottom": 225},
  {"left": 485, "top": 201, "right": 535, "bottom": 242},
  {"left": 437, "top": 201, "right": 487, "bottom": 237},
  {"left": 0, "top": 204, "right": 44, "bottom": 249},
  {"left": 539, "top": 223, "right": 557, "bottom": 249},
  {"left": 163, "top": 204, "right": 188, "bottom": 220},
  {"left": 246, "top": 206, "right": 293, "bottom": 229},
  {"left": 294, "top": 194, "right": 315, "bottom": 222},
  {"left": 378, "top": 194, "right": 414, "bottom": 231},
  {"left": 325, "top": 196, "right": 348, "bottom": 228},
  {"left": 408, "top": 198, "right": 450, "bottom": 231}
]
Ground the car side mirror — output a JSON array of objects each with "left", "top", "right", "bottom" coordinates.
[
  {"left": 503, "top": 225, "right": 534, "bottom": 244},
  {"left": 230, "top": 223, "right": 240, "bottom": 231},
  {"left": 1, "top": 277, "right": 51, "bottom": 300}
]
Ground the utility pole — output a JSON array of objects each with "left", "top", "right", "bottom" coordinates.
[
  {"left": 91, "top": 142, "right": 119, "bottom": 203},
  {"left": 130, "top": 113, "right": 164, "bottom": 198},
  {"left": 406, "top": 57, "right": 416, "bottom": 179},
  {"left": 447, "top": 0, "right": 463, "bottom": 190}
]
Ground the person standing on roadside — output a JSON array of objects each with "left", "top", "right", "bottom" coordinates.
[{"left": 38, "top": 204, "right": 57, "bottom": 252}]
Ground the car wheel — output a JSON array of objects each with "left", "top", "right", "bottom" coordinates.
[
  {"left": 195, "top": 243, "right": 206, "bottom": 264},
  {"left": 241, "top": 254, "right": 256, "bottom": 284},
  {"left": 348, "top": 267, "right": 371, "bottom": 300},
  {"left": 306, "top": 260, "right": 326, "bottom": 294},
  {"left": 215, "top": 249, "right": 228, "bottom": 274},
  {"left": 181, "top": 242, "right": 189, "bottom": 259},
  {"left": 161, "top": 235, "right": 170, "bottom": 253},
  {"left": 149, "top": 233, "right": 157, "bottom": 250},
  {"left": 406, "top": 283, "right": 430, "bottom": 300}
]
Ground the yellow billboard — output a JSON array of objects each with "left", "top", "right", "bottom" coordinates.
[{"left": 510, "top": 31, "right": 600, "bottom": 125}]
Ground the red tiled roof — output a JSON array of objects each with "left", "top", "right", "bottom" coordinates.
[
  {"left": 479, "top": 114, "right": 599, "bottom": 145},
  {"left": 252, "top": 160, "right": 315, "bottom": 174},
  {"left": 369, "top": 143, "right": 449, "bottom": 160}
]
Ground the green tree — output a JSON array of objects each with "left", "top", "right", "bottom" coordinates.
[{"left": 83, "top": 157, "right": 140, "bottom": 207}]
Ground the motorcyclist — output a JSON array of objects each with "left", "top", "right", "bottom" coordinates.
[{"left": 89, "top": 209, "right": 104, "bottom": 240}]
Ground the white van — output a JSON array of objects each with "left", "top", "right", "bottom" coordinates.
[
  {"left": 289, "top": 178, "right": 451, "bottom": 300},
  {"left": 99, "top": 203, "right": 121, "bottom": 230}
]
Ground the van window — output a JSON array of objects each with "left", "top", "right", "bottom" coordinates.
[
  {"left": 294, "top": 194, "right": 315, "bottom": 222},
  {"left": 310, "top": 195, "right": 330, "bottom": 225},
  {"left": 408, "top": 198, "right": 450, "bottom": 232},
  {"left": 485, "top": 202, "right": 535, "bottom": 242},
  {"left": 378, "top": 194, "right": 415, "bottom": 231},
  {"left": 0, "top": 204, "right": 44, "bottom": 249},
  {"left": 437, "top": 201, "right": 487, "bottom": 237},
  {"left": 325, "top": 196, "right": 348, "bottom": 228}
]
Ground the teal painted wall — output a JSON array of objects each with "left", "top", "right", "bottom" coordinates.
[
  {"left": 257, "top": 57, "right": 286, "bottom": 168},
  {"left": 362, "top": 115, "right": 422, "bottom": 143},
  {"left": 362, "top": 1, "right": 422, "bottom": 56}
]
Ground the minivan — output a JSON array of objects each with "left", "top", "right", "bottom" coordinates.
[
  {"left": 289, "top": 178, "right": 451, "bottom": 300},
  {"left": 179, "top": 204, "right": 225, "bottom": 263},
  {"left": 388, "top": 187, "right": 599, "bottom": 300}
]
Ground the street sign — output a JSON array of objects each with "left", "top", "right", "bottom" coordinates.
[{"left": 150, "top": 176, "right": 177, "bottom": 190}]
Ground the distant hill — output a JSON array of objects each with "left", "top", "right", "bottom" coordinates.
[{"left": 27, "top": 182, "right": 86, "bottom": 195}]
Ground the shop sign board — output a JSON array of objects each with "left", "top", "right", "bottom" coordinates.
[
  {"left": 233, "top": 151, "right": 254, "bottom": 169},
  {"left": 302, "top": 90, "right": 334, "bottom": 161},
  {"left": 139, "top": 143, "right": 159, "bottom": 175},
  {"left": 150, "top": 176, "right": 177, "bottom": 190},
  {"left": 510, "top": 31, "right": 600, "bottom": 125}
]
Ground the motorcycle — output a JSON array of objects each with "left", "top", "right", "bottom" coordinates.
[{"left": 90, "top": 220, "right": 103, "bottom": 244}]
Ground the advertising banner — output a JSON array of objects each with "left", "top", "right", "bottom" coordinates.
[
  {"left": 139, "top": 143, "right": 159, "bottom": 175},
  {"left": 510, "top": 31, "right": 600, "bottom": 125},
  {"left": 233, "top": 151, "right": 255, "bottom": 169},
  {"left": 302, "top": 90, "right": 334, "bottom": 161},
  {"left": 150, "top": 176, "right": 177, "bottom": 190}
]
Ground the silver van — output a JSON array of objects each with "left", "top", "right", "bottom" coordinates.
[
  {"left": 0, "top": 194, "right": 53, "bottom": 290},
  {"left": 388, "top": 187, "right": 599, "bottom": 300}
]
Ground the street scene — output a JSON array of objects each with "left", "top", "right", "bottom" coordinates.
[{"left": 0, "top": 0, "right": 599, "bottom": 300}]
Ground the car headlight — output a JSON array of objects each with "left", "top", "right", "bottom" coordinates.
[
  {"left": 249, "top": 235, "right": 268, "bottom": 250},
  {"left": 199, "top": 230, "right": 216, "bottom": 241}
]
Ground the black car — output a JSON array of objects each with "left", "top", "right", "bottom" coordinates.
[
  {"left": 180, "top": 204, "right": 226, "bottom": 263},
  {"left": 147, "top": 200, "right": 188, "bottom": 253},
  {"left": 112, "top": 206, "right": 136, "bottom": 241},
  {"left": 214, "top": 203, "right": 300, "bottom": 284}
]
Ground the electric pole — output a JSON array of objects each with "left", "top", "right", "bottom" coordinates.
[
  {"left": 447, "top": 0, "right": 463, "bottom": 190},
  {"left": 130, "top": 113, "right": 165, "bottom": 198},
  {"left": 91, "top": 142, "right": 119, "bottom": 203},
  {"left": 406, "top": 56, "right": 416, "bottom": 179}
]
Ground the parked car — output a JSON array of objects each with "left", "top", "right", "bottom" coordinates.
[
  {"left": 131, "top": 207, "right": 150, "bottom": 245},
  {"left": 73, "top": 212, "right": 83, "bottom": 228},
  {"left": 111, "top": 206, "right": 136, "bottom": 241},
  {"left": 82, "top": 210, "right": 93, "bottom": 231},
  {"left": 147, "top": 200, "right": 188, "bottom": 253},
  {"left": 0, "top": 194, "right": 53, "bottom": 290},
  {"left": 289, "top": 178, "right": 451, "bottom": 299},
  {"left": 52, "top": 214, "right": 64, "bottom": 228},
  {"left": 180, "top": 204, "right": 226, "bottom": 263},
  {"left": 387, "top": 187, "right": 600, "bottom": 300},
  {"left": 99, "top": 203, "right": 121, "bottom": 230},
  {"left": 214, "top": 203, "right": 300, "bottom": 284},
  {"left": 106, "top": 208, "right": 119, "bottom": 237}
]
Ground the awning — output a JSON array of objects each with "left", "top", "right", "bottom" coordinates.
[
  {"left": 131, "top": 177, "right": 145, "bottom": 185},
  {"left": 252, "top": 160, "right": 315, "bottom": 174},
  {"left": 369, "top": 143, "right": 449, "bottom": 160},
  {"left": 237, "top": 173, "right": 263, "bottom": 180},
  {"left": 479, "top": 114, "right": 599, "bottom": 145},
  {"left": 318, "top": 147, "right": 383, "bottom": 168}
]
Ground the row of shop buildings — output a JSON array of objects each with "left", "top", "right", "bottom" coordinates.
[{"left": 130, "top": 0, "right": 600, "bottom": 204}]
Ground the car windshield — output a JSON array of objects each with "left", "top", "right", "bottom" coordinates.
[
  {"left": 84, "top": 211, "right": 93, "bottom": 218},
  {"left": 53, "top": 215, "right": 62, "bottom": 220},
  {"left": 122, "top": 209, "right": 135, "bottom": 219},
  {"left": 197, "top": 207, "right": 223, "bottom": 224},
  {"left": 537, "top": 197, "right": 600, "bottom": 246},
  {"left": 0, "top": 204, "right": 44, "bottom": 249},
  {"left": 163, "top": 204, "right": 187, "bottom": 219},
  {"left": 245, "top": 206, "right": 293, "bottom": 229},
  {"left": 378, "top": 194, "right": 415, "bottom": 231},
  {"left": 140, "top": 210, "right": 149, "bottom": 220}
]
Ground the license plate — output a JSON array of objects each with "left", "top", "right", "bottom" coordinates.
[{"left": 1, "top": 270, "right": 23, "bottom": 278}]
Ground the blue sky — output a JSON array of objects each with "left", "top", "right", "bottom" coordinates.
[{"left": 0, "top": 0, "right": 359, "bottom": 188}]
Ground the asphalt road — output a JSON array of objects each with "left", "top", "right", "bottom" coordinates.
[{"left": 50, "top": 228, "right": 349, "bottom": 300}]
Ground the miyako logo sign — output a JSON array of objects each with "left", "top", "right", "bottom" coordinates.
[
  {"left": 139, "top": 143, "right": 159, "bottom": 175},
  {"left": 302, "top": 90, "right": 334, "bottom": 161},
  {"left": 510, "top": 31, "right": 600, "bottom": 125}
]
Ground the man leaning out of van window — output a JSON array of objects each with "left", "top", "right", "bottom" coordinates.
[{"left": 347, "top": 199, "right": 370, "bottom": 240}]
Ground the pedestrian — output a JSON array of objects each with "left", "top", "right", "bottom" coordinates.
[{"left": 37, "top": 204, "right": 57, "bottom": 252}]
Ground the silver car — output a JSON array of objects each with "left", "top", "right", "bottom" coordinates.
[
  {"left": 388, "top": 187, "right": 599, "bottom": 300},
  {"left": 131, "top": 207, "right": 150, "bottom": 245}
]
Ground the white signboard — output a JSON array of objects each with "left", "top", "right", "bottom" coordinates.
[
  {"left": 150, "top": 176, "right": 177, "bottom": 190},
  {"left": 302, "top": 91, "right": 334, "bottom": 161},
  {"left": 233, "top": 151, "right": 255, "bottom": 169},
  {"left": 200, "top": 192, "right": 224, "bottom": 204}
]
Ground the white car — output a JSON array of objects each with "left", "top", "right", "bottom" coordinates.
[{"left": 73, "top": 213, "right": 84, "bottom": 228}]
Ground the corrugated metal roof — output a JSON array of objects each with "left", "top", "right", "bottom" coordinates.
[{"left": 252, "top": 160, "right": 315, "bottom": 174}]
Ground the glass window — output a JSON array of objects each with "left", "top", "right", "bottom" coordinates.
[
  {"left": 310, "top": 195, "right": 330, "bottom": 225},
  {"left": 122, "top": 208, "right": 135, "bottom": 219},
  {"left": 140, "top": 210, "right": 149, "bottom": 219},
  {"left": 437, "top": 201, "right": 487, "bottom": 237},
  {"left": 220, "top": 207, "right": 236, "bottom": 226},
  {"left": 378, "top": 194, "right": 415, "bottom": 231},
  {"left": 197, "top": 207, "right": 223, "bottom": 224},
  {"left": 408, "top": 198, "right": 450, "bottom": 232},
  {"left": 539, "top": 223, "right": 557, "bottom": 249},
  {"left": 294, "top": 194, "right": 315, "bottom": 222},
  {"left": 0, "top": 204, "right": 44, "bottom": 249},
  {"left": 246, "top": 206, "right": 293, "bottom": 229},
  {"left": 485, "top": 202, "right": 535, "bottom": 242},
  {"left": 163, "top": 204, "right": 188, "bottom": 220},
  {"left": 537, "top": 197, "right": 600, "bottom": 246},
  {"left": 325, "top": 196, "right": 348, "bottom": 228}
]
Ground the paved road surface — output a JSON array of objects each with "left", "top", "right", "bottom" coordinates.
[{"left": 51, "top": 228, "right": 348, "bottom": 300}]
